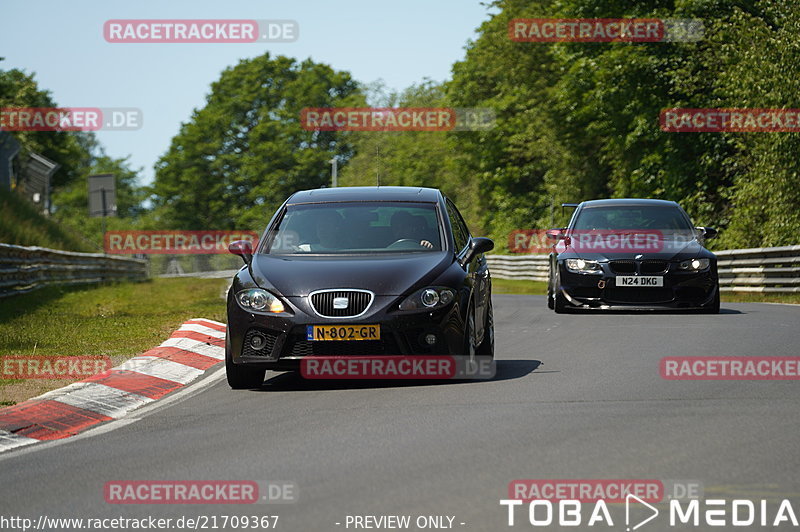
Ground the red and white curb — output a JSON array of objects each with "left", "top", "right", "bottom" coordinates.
[{"left": 0, "top": 318, "right": 226, "bottom": 453}]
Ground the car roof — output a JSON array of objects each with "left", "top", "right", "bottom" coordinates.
[
  {"left": 579, "top": 198, "right": 681, "bottom": 208},
  {"left": 286, "top": 186, "right": 441, "bottom": 205}
]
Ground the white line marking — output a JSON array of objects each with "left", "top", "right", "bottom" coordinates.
[
  {"left": 160, "top": 337, "right": 225, "bottom": 360},
  {"left": 48, "top": 383, "right": 153, "bottom": 419},
  {"left": 177, "top": 323, "right": 226, "bottom": 338},
  {"left": 0, "top": 366, "right": 228, "bottom": 461},
  {"left": 187, "top": 317, "right": 227, "bottom": 328},
  {"left": 116, "top": 356, "right": 204, "bottom": 384},
  {"left": 0, "top": 429, "right": 38, "bottom": 451}
]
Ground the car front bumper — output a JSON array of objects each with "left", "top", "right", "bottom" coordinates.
[
  {"left": 557, "top": 261, "right": 719, "bottom": 310},
  {"left": 226, "top": 292, "right": 466, "bottom": 370}
]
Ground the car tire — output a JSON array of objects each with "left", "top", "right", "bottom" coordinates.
[
  {"left": 225, "top": 331, "right": 265, "bottom": 389},
  {"left": 476, "top": 299, "right": 494, "bottom": 360},
  {"left": 701, "top": 286, "right": 720, "bottom": 314},
  {"left": 547, "top": 281, "right": 555, "bottom": 309},
  {"left": 554, "top": 288, "right": 569, "bottom": 314}
]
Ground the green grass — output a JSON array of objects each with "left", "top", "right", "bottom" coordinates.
[
  {"left": 720, "top": 292, "right": 800, "bottom": 304},
  {"left": 492, "top": 279, "right": 548, "bottom": 295},
  {"left": 0, "top": 187, "right": 95, "bottom": 251},
  {"left": 0, "top": 277, "right": 228, "bottom": 405},
  {"left": 491, "top": 278, "right": 800, "bottom": 304}
]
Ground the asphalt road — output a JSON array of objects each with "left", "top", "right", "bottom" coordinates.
[{"left": 1, "top": 295, "right": 799, "bottom": 531}]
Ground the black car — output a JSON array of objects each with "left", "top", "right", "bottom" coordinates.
[
  {"left": 225, "top": 186, "right": 495, "bottom": 388},
  {"left": 547, "top": 199, "right": 720, "bottom": 313}
]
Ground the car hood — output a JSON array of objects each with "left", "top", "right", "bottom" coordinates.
[
  {"left": 249, "top": 252, "right": 453, "bottom": 296},
  {"left": 560, "top": 237, "right": 714, "bottom": 261}
]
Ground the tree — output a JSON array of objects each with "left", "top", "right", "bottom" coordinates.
[
  {"left": 150, "top": 53, "right": 363, "bottom": 231},
  {"left": 0, "top": 63, "right": 94, "bottom": 190}
]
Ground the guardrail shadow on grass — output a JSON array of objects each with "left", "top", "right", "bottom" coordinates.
[{"left": 252, "top": 359, "right": 544, "bottom": 392}]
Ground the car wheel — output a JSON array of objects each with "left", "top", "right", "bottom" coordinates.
[
  {"left": 553, "top": 270, "right": 569, "bottom": 313},
  {"left": 701, "top": 286, "right": 720, "bottom": 314},
  {"left": 225, "top": 330, "right": 265, "bottom": 389},
  {"left": 547, "top": 275, "right": 555, "bottom": 310},
  {"left": 463, "top": 308, "right": 477, "bottom": 361},
  {"left": 476, "top": 299, "right": 494, "bottom": 359}
]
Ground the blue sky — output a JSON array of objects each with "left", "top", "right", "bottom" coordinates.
[{"left": 1, "top": 0, "right": 494, "bottom": 185}]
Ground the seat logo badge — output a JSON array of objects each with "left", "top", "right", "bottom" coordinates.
[
  {"left": 635, "top": 254, "right": 644, "bottom": 259},
  {"left": 333, "top": 297, "right": 349, "bottom": 309}
]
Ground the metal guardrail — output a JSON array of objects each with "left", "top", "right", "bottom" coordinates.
[
  {"left": 715, "top": 245, "right": 800, "bottom": 293},
  {"left": 486, "top": 254, "right": 549, "bottom": 282},
  {"left": 487, "top": 245, "right": 800, "bottom": 293},
  {"left": 0, "top": 243, "right": 148, "bottom": 298}
]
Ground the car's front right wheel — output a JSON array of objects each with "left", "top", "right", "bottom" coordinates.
[
  {"left": 225, "top": 328, "right": 265, "bottom": 389},
  {"left": 476, "top": 299, "right": 494, "bottom": 359}
]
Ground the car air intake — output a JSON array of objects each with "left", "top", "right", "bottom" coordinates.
[
  {"left": 309, "top": 289, "right": 373, "bottom": 318},
  {"left": 640, "top": 260, "right": 668, "bottom": 274},
  {"left": 609, "top": 260, "right": 636, "bottom": 274}
]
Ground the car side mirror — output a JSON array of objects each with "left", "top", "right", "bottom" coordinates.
[
  {"left": 229, "top": 240, "right": 253, "bottom": 265},
  {"left": 546, "top": 228, "right": 567, "bottom": 241},
  {"left": 459, "top": 237, "right": 494, "bottom": 267},
  {"left": 696, "top": 227, "right": 718, "bottom": 240}
]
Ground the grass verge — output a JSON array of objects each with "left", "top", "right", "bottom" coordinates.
[
  {"left": 0, "top": 277, "right": 229, "bottom": 405},
  {"left": 492, "top": 279, "right": 548, "bottom": 295}
]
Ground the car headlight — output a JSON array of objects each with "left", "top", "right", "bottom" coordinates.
[
  {"left": 679, "top": 258, "right": 711, "bottom": 271},
  {"left": 398, "top": 287, "right": 456, "bottom": 311},
  {"left": 565, "top": 258, "right": 601, "bottom": 273},
  {"left": 236, "top": 288, "right": 286, "bottom": 313}
]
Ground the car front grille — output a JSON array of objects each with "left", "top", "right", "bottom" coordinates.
[
  {"left": 309, "top": 289, "right": 373, "bottom": 318},
  {"left": 608, "top": 259, "right": 668, "bottom": 274},
  {"left": 640, "top": 260, "right": 668, "bottom": 274},
  {"left": 609, "top": 260, "right": 636, "bottom": 274}
]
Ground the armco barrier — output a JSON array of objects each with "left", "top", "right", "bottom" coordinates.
[
  {"left": 486, "top": 254, "right": 550, "bottom": 282},
  {"left": 715, "top": 245, "right": 800, "bottom": 293},
  {"left": 487, "top": 245, "right": 800, "bottom": 293},
  {"left": 0, "top": 243, "right": 147, "bottom": 298}
]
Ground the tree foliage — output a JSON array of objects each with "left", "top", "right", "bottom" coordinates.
[{"left": 150, "top": 53, "right": 363, "bottom": 231}]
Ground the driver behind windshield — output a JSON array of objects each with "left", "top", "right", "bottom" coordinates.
[{"left": 390, "top": 211, "right": 433, "bottom": 249}]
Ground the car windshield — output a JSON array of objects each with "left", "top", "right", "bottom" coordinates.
[
  {"left": 264, "top": 201, "right": 442, "bottom": 254},
  {"left": 572, "top": 205, "right": 693, "bottom": 231}
]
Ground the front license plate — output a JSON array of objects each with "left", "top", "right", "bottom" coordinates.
[
  {"left": 615, "top": 276, "right": 664, "bottom": 287},
  {"left": 307, "top": 324, "right": 380, "bottom": 341}
]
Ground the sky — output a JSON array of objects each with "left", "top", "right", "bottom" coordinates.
[{"left": 1, "top": 0, "right": 494, "bottom": 185}]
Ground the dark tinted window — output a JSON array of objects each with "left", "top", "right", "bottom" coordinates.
[
  {"left": 445, "top": 199, "right": 470, "bottom": 251},
  {"left": 573, "top": 205, "right": 692, "bottom": 231},
  {"left": 265, "top": 202, "right": 441, "bottom": 254}
]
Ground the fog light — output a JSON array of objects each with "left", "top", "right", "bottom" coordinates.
[
  {"left": 251, "top": 333, "right": 266, "bottom": 350},
  {"left": 424, "top": 334, "right": 437, "bottom": 345}
]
